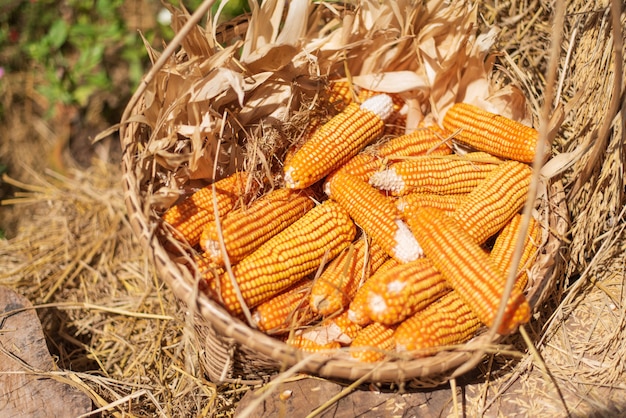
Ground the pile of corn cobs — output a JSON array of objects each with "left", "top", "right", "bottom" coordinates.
[{"left": 162, "top": 82, "right": 542, "bottom": 362}]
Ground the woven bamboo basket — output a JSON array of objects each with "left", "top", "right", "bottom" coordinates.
[{"left": 120, "top": 1, "right": 569, "bottom": 385}]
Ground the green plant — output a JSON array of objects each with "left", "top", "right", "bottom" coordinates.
[{"left": 0, "top": 0, "right": 166, "bottom": 113}]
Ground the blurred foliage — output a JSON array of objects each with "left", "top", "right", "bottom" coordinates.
[
  {"left": 0, "top": 0, "right": 173, "bottom": 116},
  {"left": 211, "top": 0, "right": 251, "bottom": 23},
  {"left": 0, "top": 0, "right": 253, "bottom": 118}
]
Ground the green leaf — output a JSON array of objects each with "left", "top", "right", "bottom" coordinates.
[
  {"left": 47, "top": 19, "right": 69, "bottom": 49},
  {"left": 73, "top": 84, "right": 98, "bottom": 107}
]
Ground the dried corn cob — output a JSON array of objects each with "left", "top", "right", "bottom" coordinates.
[
  {"left": 298, "top": 310, "right": 362, "bottom": 346},
  {"left": 162, "top": 171, "right": 249, "bottom": 246},
  {"left": 453, "top": 160, "right": 532, "bottom": 244},
  {"left": 443, "top": 102, "right": 539, "bottom": 163},
  {"left": 326, "top": 80, "right": 355, "bottom": 110},
  {"left": 396, "top": 193, "right": 466, "bottom": 216},
  {"left": 252, "top": 280, "right": 316, "bottom": 333},
  {"left": 328, "top": 172, "right": 422, "bottom": 263},
  {"left": 310, "top": 239, "right": 388, "bottom": 316},
  {"left": 490, "top": 214, "right": 541, "bottom": 291},
  {"left": 357, "top": 89, "right": 404, "bottom": 112},
  {"left": 194, "top": 253, "right": 224, "bottom": 297},
  {"left": 365, "top": 258, "right": 451, "bottom": 325},
  {"left": 323, "top": 310, "right": 363, "bottom": 343},
  {"left": 376, "top": 125, "right": 452, "bottom": 159},
  {"left": 350, "top": 322, "right": 397, "bottom": 362},
  {"left": 324, "top": 153, "right": 382, "bottom": 196},
  {"left": 369, "top": 153, "right": 500, "bottom": 196},
  {"left": 284, "top": 94, "right": 393, "bottom": 189},
  {"left": 209, "top": 201, "right": 356, "bottom": 315},
  {"left": 394, "top": 291, "right": 481, "bottom": 356},
  {"left": 347, "top": 258, "right": 400, "bottom": 326},
  {"left": 407, "top": 207, "right": 530, "bottom": 335},
  {"left": 286, "top": 334, "right": 342, "bottom": 353},
  {"left": 200, "top": 188, "right": 314, "bottom": 265}
]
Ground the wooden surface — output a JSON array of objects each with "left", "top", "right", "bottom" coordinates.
[{"left": 0, "top": 286, "right": 92, "bottom": 417}]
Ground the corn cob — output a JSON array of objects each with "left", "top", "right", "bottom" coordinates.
[
  {"left": 324, "top": 153, "right": 382, "bottom": 196},
  {"left": 443, "top": 102, "right": 539, "bottom": 163},
  {"left": 350, "top": 322, "right": 397, "bottom": 362},
  {"left": 286, "top": 334, "right": 342, "bottom": 353},
  {"left": 200, "top": 188, "right": 314, "bottom": 265},
  {"left": 396, "top": 193, "right": 466, "bottom": 216},
  {"left": 347, "top": 258, "right": 400, "bottom": 326},
  {"left": 194, "top": 253, "right": 224, "bottom": 297},
  {"left": 452, "top": 160, "right": 532, "bottom": 244},
  {"left": 162, "top": 171, "right": 249, "bottom": 246},
  {"left": 323, "top": 310, "right": 363, "bottom": 343},
  {"left": 394, "top": 291, "right": 481, "bottom": 356},
  {"left": 490, "top": 214, "right": 542, "bottom": 291},
  {"left": 376, "top": 125, "right": 452, "bottom": 159},
  {"left": 209, "top": 201, "right": 356, "bottom": 315},
  {"left": 329, "top": 172, "right": 422, "bottom": 263},
  {"left": 357, "top": 89, "right": 405, "bottom": 113},
  {"left": 369, "top": 153, "right": 500, "bottom": 196},
  {"left": 252, "top": 280, "right": 317, "bottom": 333},
  {"left": 298, "top": 310, "right": 362, "bottom": 346},
  {"left": 310, "top": 239, "right": 388, "bottom": 316},
  {"left": 284, "top": 94, "right": 393, "bottom": 189},
  {"left": 326, "top": 80, "right": 355, "bottom": 110},
  {"left": 364, "top": 258, "right": 451, "bottom": 325},
  {"left": 407, "top": 207, "right": 530, "bottom": 335}
]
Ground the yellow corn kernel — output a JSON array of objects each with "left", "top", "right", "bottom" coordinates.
[
  {"left": 347, "top": 258, "right": 400, "bottom": 326},
  {"left": 453, "top": 161, "right": 532, "bottom": 244},
  {"left": 200, "top": 188, "right": 314, "bottom": 266},
  {"left": 284, "top": 94, "right": 393, "bottom": 189},
  {"left": 324, "top": 153, "right": 382, "bottom": 196},
  {"left": 326, "top": 80, "right": 355, "bottom": 110},
  {"left": 298, "top": 310, "right": 362, "bottom": 346},
  {"left": 394, "top": 291, "right": 481, "bottom": 356},
  {"left": 443, "top": 102, "right": 540, "bottom": 163},
  {"left": 194, "top": 253, "right": 224, "bottom": 297},
  {"left": 369, "top": 153, "right": 500, "bottom": 196},
  {"left": 365, "top": 258, "right": 451, "bottom": 325},
  {"left": 329, "top": 172, "right": 422, "bottom": 263},
  {"left": 407, "top": 207, "right": 530, "bottom": 335},
  {"left": 211, "top": 201, "right": 356, "bottom": 315},
  {"left": 285, "top": 334, "right": 342, "bottom": 353},
  {"left": 376, "top": 125, "right": 452, "bottom": 159},
  {"left": 310, "top": 239, "right": 388, "bottom": 316},
  {"left": 162, "top": 171, "right": 249, "bottom": 246},
  {"left": 489, "top": 214, "right": 542, "bottom": 291},
  {"left": 324, "top": 310, "right": 363, "bottom": 343},
  {"left": 396, "top": 193, "right": 466, "bottom": 216},
  {"left": 252, "top": 280, "right": 317, "bottom": 333},
  {"left": 350, "top": 322, "right": 397, "bottom": 362}
]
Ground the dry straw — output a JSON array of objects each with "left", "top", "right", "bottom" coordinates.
[{"left": 120, "top": 0, "right": 569, "bottom": 386}]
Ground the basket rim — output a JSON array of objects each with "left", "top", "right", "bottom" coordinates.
[{"left": 119, "top": 92, "right": 569, "bottom": 384}]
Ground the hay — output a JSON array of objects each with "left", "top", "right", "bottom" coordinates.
[
  {"left": 452, "top": 0, "right": 626, "bottom": 415},
  {"left": 0, "top": 161, "right": 249, "bottom": 416}
]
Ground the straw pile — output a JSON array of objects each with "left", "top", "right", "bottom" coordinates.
[{"left": 1, "top": 0, "right": 625, "bottom": 416}]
